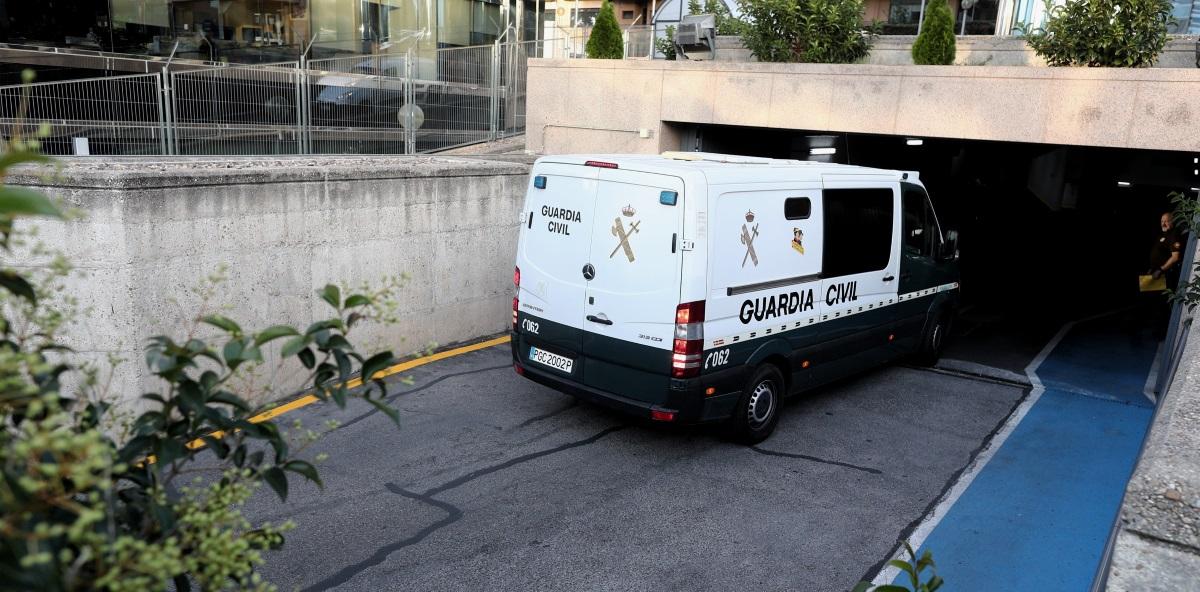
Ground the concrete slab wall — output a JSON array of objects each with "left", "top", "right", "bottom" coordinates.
[
  {"left": 527, "top": 59, "right": 1200, "bottom": 155},
  {"left": 7, "top": 156, "right": 530, "bottom": 409}
]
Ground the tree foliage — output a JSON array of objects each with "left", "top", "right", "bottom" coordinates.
[
  {"left": 737, "top": 0, "right": 877, "bottom": 64},
  {"left": 656, "top": 25, "right": 678, "bottom": 60},
  {"left": 0, "top": 87, "right": 403, "bottom": 590},
  {"left": 586, "top": 0, "right": 626, "bottom": 59},
  {"left": 1018, "top": 0, "right": 1173, "bottom": 67},
  {"left": 1169, "top": 190, "right": 1200, "bottom": 310},
  {"left": 911, "top": 0, "right": 955, "bottom": 65}
]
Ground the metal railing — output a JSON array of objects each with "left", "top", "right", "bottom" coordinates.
[
  {"left": 0, "top": 73, "right": 167, "bottom": 156},
  {"left": 624, "top": 26, "right": 656, "bottom": 59},
  {"left": 0, "top": 40, "right": 539, "bottom": 157}
]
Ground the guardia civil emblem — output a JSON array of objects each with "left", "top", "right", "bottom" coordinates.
[
  {"left": 610, "top": 204, "right": 639, "bottom": 263},
  {"left": 791, "top": 227, "right": 805, "bottom": 254},
  {"left": 741, "top": 210, "right": 759, "bottom": 267}
]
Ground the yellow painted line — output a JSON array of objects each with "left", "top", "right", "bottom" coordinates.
[
  {"left": 250, "top": 334, "right": 510, "bottom": 423},
  {"left": 175, "top": 335, "right": 511, "bottom": 455}
]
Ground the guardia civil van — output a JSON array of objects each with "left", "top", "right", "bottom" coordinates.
[{"left": 510, "top": 152, "right": 960, "bottom": 443}]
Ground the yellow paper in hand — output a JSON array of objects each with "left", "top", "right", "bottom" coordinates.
[{"left": 1139, "top": 274, "right": 1167, "bottom": 292}]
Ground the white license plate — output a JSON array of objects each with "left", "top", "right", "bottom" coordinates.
[{"left": 529, "top": 346, "right": 574, "bottom": 374}]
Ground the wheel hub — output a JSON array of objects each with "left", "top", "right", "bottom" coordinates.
[{"left": 747, "top": 380, "right": 775, "bottom": 428}]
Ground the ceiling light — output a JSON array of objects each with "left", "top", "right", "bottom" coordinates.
[
  {"left": 1117, "top": 181, "right": 1131, "bottom": 187},
  {"left": 906, "top": 138, "right": 924, "bottom": 146},
  {"left": 809, "top": 147, "right": 837, "bottom": 155}
]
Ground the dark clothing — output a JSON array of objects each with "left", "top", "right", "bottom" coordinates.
[{"left": 1150, "top": 229, "right": 1187, "bottom": 291}]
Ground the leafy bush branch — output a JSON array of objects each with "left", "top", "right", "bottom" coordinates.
[
  {"left": 852, "top": 541, "right": 943, "bottom": 592},
  {"left": 737, "top": 0, "right": 877, "bottom": 64},
  {"left": 1017, "top": 0, "right": 1173, "bottom": 67},
  {"left": 1170, "top": 190, "right": 1200, "bottom": 309},
  {"left": 0, "top": 111, "right": 404, "bottom": 589}
]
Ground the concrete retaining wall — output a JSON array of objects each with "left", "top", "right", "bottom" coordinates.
[
  {"left": 1106, "top": 315, "right": 1200, "bottom": 589},
  {"left": 8, "top": 156, "right": 530, "bottom": 408},
  {"left": 711, "top": 35, "right": 1199, "bottom": 68},
  {"left": 527, "top": 58, "right": 1200, "bottom": 155}
]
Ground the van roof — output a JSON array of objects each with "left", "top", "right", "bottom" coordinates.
[{"left": 537, "top": 153, "right": 917, "bottom": 185}]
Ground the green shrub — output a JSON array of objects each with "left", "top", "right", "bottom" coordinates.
[
  {"left": 656, "top": 25, "right": 678, "bottom": 60},
  {"left": 0, "top": 83, "right": 403, "bottom": 590},
  {"left": 738, "top": 0, "right": 877, "bottom": 64},
  {"left": 1018, "top": 0, "right": 1173, "bottom": 67},
  {"left": 852, "top": 541, "right": 944, "bottom": 592},
  {"left": 1169, "top": 190, "right": 1200, "bottom": 309},
  {"left": 911, "top": 0, "right": 955, "bottom": 65},
  {"left": 586, "top": 0, "right": 626, "bottom": 59}
]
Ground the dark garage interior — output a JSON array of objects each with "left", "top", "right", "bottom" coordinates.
[{"left": 685, "top": 124, "right": 1199, "bottom": 378}]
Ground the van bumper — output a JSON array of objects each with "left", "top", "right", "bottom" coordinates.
[{"left": 512, "top": 337, "right": 741, "bottom": 424}]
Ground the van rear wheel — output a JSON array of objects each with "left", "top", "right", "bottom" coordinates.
[
  {"left": 913, "top": 310, "right": 951, "bottom": 367},
  {"left": 727, "top": 364, "right": 784, "bottom": 445}
]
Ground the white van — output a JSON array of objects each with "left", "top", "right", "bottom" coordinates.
[{"left": 510, "top": 153, "right": 960, "bottom": 443}]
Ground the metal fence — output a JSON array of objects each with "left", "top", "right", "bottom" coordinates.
[
  {"left": 0, "top": 73, "right": 166, "bottom": 156},
  {"left": 0, "top": 40, "right": 538, "bottom": 157},
  {"left": 538, "top": 26, "right": 654, "bottom": 59},
  {"left": 624, "top": 26, "right": 656, "bottom": 59}
]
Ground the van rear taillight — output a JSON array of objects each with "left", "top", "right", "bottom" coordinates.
[
  {"left": 672, "top": 300, "right": 705, "bottom": 378},
  {"left": 512, "top": 266, "right": 520, "bottom": 330},
  {"left": 584, "top": 160, "right": 619, "bottom": 169}
]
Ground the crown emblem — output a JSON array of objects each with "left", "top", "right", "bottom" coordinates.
[
  {"left": 621, "top": 204, "right": 636, "bottom": 217},
  {"left": 745, "top": 210, "right": 755, "bottom": 223}
]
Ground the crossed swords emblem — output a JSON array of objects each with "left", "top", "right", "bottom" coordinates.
[
  {"left": 741, "top": 222, "right": 760, "bottom": 267},
  {"left": 610, "top": 217, "right": 640, "bottom": 262}
]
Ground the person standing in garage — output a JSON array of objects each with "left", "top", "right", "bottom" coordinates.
[
  {"left": 1150, "top": 212, "right": 1186, "bottom": 292},
  {"left": 1148, "top": 211, "right": 1188, "bottom": 338}
]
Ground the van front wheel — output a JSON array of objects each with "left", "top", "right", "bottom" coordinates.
[{"left": 728, "top": 364, "right": 784, "bottom": 445}]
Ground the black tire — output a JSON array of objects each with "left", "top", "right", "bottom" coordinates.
[
  {"left": 913, "top": 309, "right": 951, "bottom": 367},
  {"left": 728, "top": 364, "right": 785, "bottom": 445}
]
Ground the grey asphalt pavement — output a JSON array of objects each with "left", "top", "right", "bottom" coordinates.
[{"left": 246, "top": 341, "right": 1026, "bottom": 592}]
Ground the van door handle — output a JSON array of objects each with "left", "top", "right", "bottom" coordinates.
[
  {"left": 586, "top": 314, "right": 613, "bottom": 325},
  {"left": 882, "top": 274, "right": 895, "bottom": 282}
]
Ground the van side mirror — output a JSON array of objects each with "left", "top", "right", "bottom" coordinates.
[{"left": 942, "top": 230, "right": 960, "bottom": 261}]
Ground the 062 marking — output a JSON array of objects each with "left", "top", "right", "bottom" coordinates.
[{"left": 704, "top": 349, "right": 730, "bottom": 369}]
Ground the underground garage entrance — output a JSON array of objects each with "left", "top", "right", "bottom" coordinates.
[
  {"left": 686, "top": 125, "right": 1197, "bottom": 392},
  {"left": 673, "top": 124, "right": 1198, "bottom": 587}
]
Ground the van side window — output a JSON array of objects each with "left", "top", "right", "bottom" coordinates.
[
  {"left": 784, "top": 197, "right": 811, "bottom": 220},
  {"left": 822, "top": 188, "right": 893, "bottom": 277},
  {"left": 902, "top": 184, "right": 939, "bottom": 258}
]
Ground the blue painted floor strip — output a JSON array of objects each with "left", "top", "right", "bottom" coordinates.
[{"left": 898, "top": 314, "right": 1157, "bottom": 591}]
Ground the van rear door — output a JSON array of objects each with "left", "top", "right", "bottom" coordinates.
[
  {"left": 580, "top": 168, "right": 685, "bottom": 402},
  {"left": 515, "top": 163, "right": 599, "bottom": 372}
]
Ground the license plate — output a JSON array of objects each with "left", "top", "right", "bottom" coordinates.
[{"left": 529, "top": 346, "right": 574, "bottom": 374}]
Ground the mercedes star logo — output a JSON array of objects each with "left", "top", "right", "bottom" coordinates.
[{"left": 582, "top": 263, "right": 595, "bottom": 280}]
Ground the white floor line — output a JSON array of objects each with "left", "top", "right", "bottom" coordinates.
[
  {"left": 868, "top": 308, "right": 1120, "bottom": 587},
  {"left": 1142, "top": 342, "right": 1162, "bottom": 406}
]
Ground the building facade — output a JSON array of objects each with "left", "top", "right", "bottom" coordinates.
[{"left": 0, "top": 0, "right": 545, "bottom": 64}]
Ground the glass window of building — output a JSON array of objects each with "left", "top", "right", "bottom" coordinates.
[
  {"left": 0, "top": 0, "right": 112, "bottom": 49},
  {"left": 1, "top": 0, "right": 536, "bottom": 66}
]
